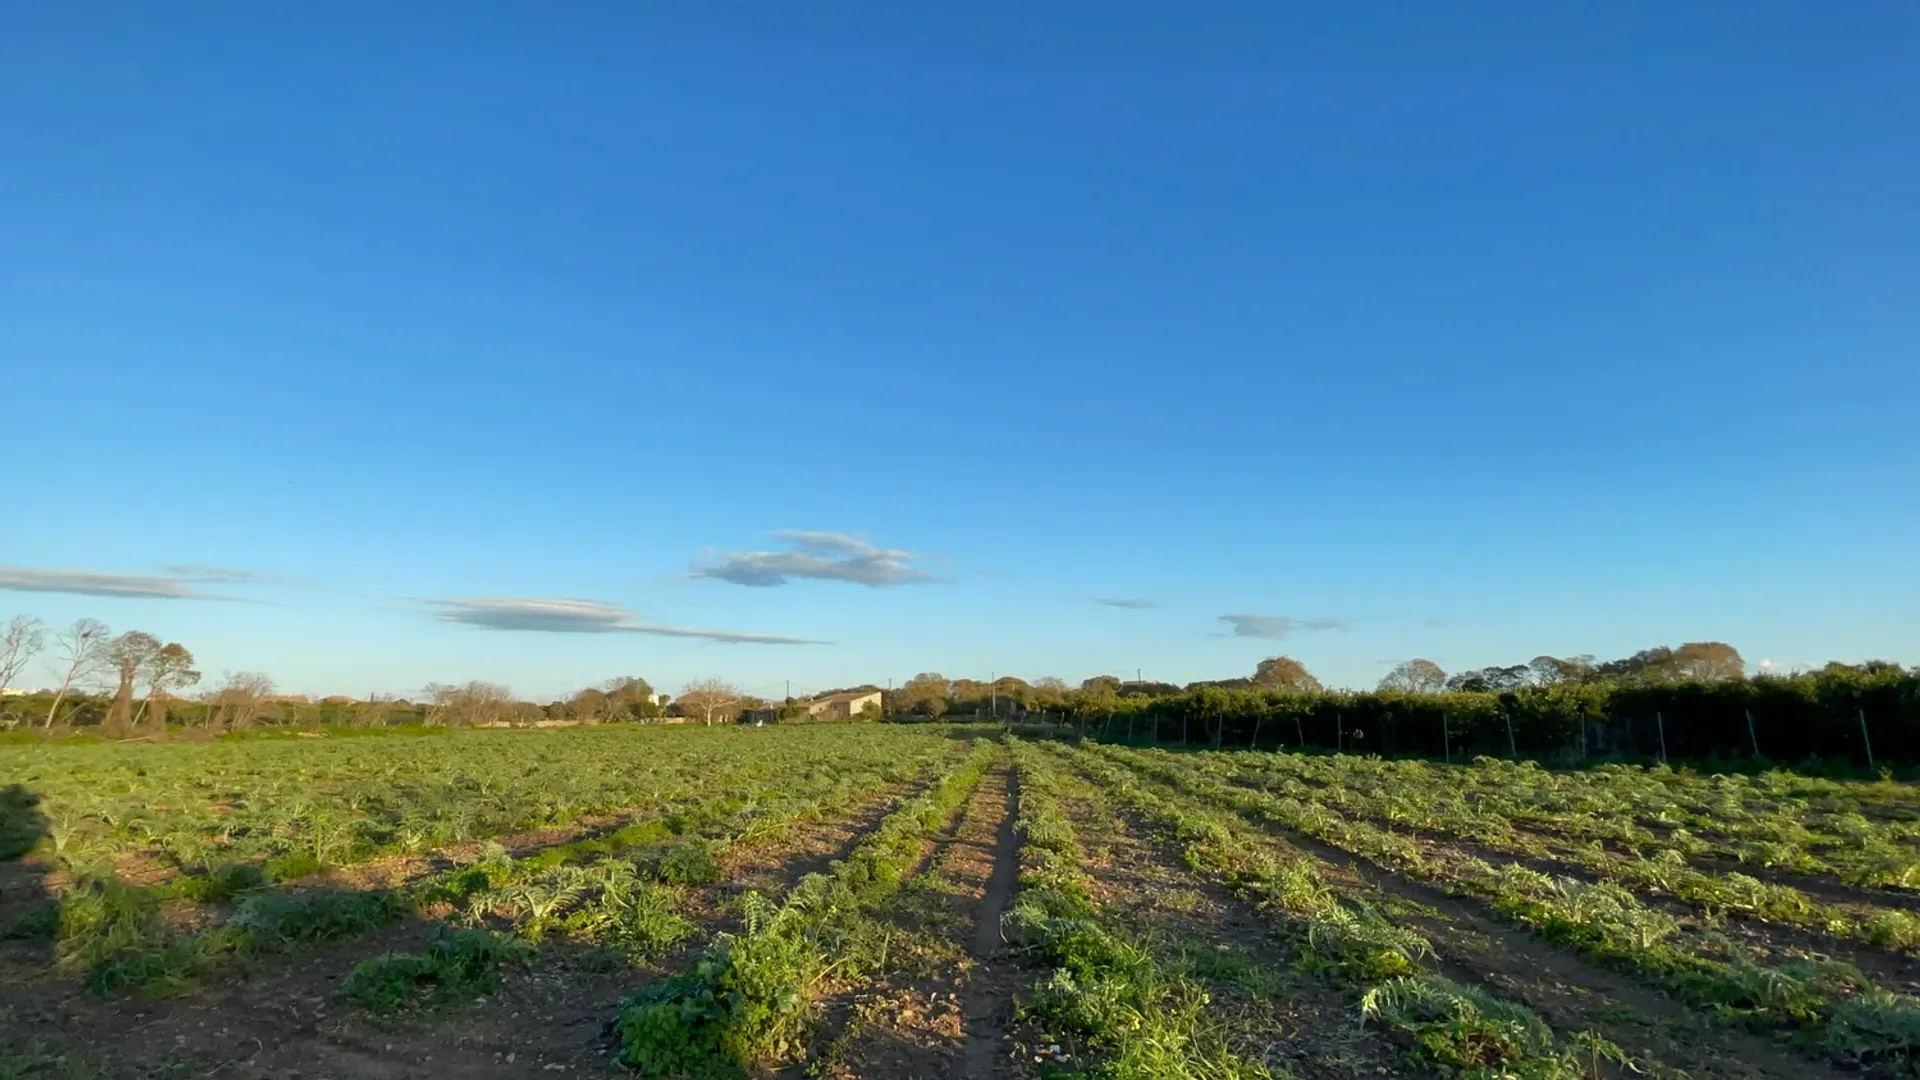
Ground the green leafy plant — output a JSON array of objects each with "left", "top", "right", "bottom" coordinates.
[{"left": 337, "top": 928, "right": 530, "bottom": 1014}]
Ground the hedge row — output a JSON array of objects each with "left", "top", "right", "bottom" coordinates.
[{"left": 1090, "top": 669, "right": 1920, "bottom": 768}]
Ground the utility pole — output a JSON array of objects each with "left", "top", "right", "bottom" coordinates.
[{"left": 990, "top": 670, "right": 997, "bottom": 720}]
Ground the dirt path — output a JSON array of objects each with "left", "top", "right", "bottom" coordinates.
[
  {"left": 957, "top": 768, "right": 1021, "bottom": 1080},
  {"left": 805, "top": 764, "right": 1023, "bottom": 1080}
]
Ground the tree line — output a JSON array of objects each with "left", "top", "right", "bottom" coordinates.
[
  {"left": 0, "top": 614, "right": 865, "bottom": 734},
  {"left": 5, "top": 612, "right": 1915, "bottom": 764}
]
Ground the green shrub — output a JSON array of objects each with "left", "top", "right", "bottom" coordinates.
[
  {"left": 600, "top": 882, "right": 695, "bottom": 959},
  {"left": 337, "top": 928, "right": 530, "bottom": 1014},
  {"left": 264, "top": 851, "right": 322, "bottom": 882},
  {"left": 234, "top": 888, "right": 410, "bottom": 950},
  {"left": 648, "top": 840, "right": 723, "bottom": 885},
  {"left": 617, "top": 896, "right": 820, "bottom": 1076},
  {"left": 166, "top": 862, "right": 267, "bottom": 902}
]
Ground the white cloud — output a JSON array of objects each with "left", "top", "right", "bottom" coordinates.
[
  {"left": 0, "top": 566, "right": 230, "bottom": 600},
  {"left": 1093, "top": 597, "right": 1161, "bottom": 609},
  {"left": 163, "top": 564, "right": 271, "bottom": 583},
  {"left": 1218, "top": 614, "right": 1347, "bottom": 640},
  {"left": 693, "top": 531, "right": 936, "bottom": 588},
  {"left": 428, "top": 596, "right": 826, "bottom": 645}
]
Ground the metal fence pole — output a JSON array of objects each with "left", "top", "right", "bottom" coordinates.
[
  {"left": 1442, "top": 712, "right": 1450, "bottom": 764},
  {"left": 1656, "top": 711, "right": 1667, "bottom": 765},
  {"left": 1745, "top": 709, "right": 1760, "bottom": 760},
  {"left": 1505, "top": 712, "right": 1518, "bottom": 760},
  {"left": 1860, "top": 708, "right": 1876, "bottom": 772}
]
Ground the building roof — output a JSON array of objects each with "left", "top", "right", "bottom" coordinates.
[{"left": 811, "top": 689, "right": 881, "bottom": 704}]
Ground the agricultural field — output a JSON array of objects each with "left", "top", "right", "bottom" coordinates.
[{"left": 5, "top": 726, "right": 1920, "bottom": 1079}]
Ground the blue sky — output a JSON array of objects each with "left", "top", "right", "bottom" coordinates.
[{"left": 3, "top": 3, "right": 1915, "bottom": 701}]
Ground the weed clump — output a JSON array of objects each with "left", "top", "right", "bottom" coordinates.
[
  {"left": 56, "top": 873, "right": 214, "bottom": 996},
  {"left": 337, "top": 928, "right": 529, "bottom": 1014}
]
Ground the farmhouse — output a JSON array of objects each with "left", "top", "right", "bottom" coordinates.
[{"left": 804, "top": 689, "right": 883, "bottom": 720}]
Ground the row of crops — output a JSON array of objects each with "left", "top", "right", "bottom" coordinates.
[
  {"left": 1049, "top": 742, "right": 1920, "bottom": 1077},
  {"left": 1, "top": 726, "right": 973, "bottom": 998},
  {"left": 11, "top": 726, "right": 1920, "bottom": 1078}
]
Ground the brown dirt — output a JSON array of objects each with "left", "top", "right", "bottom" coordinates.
[
  {"left": 1326, "top": 812, "right": 1920, "bottom": 995},
  {"left": 1213, "top": 787, "right": 1852, "bottom": 1080},
  {"left": 958, "top": 769, "right": 1022, "bottom": 1080},
  {"left": 686, "top": 783, "right": 918, "bottom": 934},
  {"left": 804, "top": 764, "right": 1024, "bottom": 1080},
  {"left": 1045, "top": 759, "right": 1405, "bottom": 1080}
]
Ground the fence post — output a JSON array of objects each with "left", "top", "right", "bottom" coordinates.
[
  {"left": 1505, "top": 712, "right": 1518, "bottom": 760},
  {"left": 1656, "top": 711, "right": 1667, "bottom": 765},
  {"left": 1442, "top": 712, "right": 1451, "bottom": 764},
  {"left": 1336, "top": 712, "right": 1344, "bottom": 753},
  {"left": 1860, "top": 708, "right": 1876, "bottom": 772},
  {"left": 1745, "top": 709, "right": 1760, "bottom": 760},
  {"left": 1183, "top": 713, "right": 1190, "bottom": 745},
  {"left": 1295, "top": 714, "right": 1305, "bottom": 749},
  {"left": 1250, "top": 714, "right": 1263, "bottom": 750}
]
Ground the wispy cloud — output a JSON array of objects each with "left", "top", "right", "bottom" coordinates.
[
  {"left": 163, "top": 564, "right": 270, "bottom": 584},
  {"left": 1218, "top": 614, "right": 1347, "bottom": 640},
  {"left": 0, "top": 566, "right": 235, "bottom": 600},
  {"left": 428, "top": 597, "right": 826, "bottom": 645},
  {"left": 693, "top": 531, "right": 936, "bottom": 588},
  {"left": 1093, "top": 597, "right": 1160, "bottom": 610}
]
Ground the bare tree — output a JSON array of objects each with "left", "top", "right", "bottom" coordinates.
[
  {"left": 45, "top": 619, "right": 109, "bottom": 729},
  {"left": 1379, "top": 658, "right": 1447, "bottom": 694},
  {"left": 462, "top": 681, "right": 514, "bottom": 726},
  {"left": 677, "top": 677, "right": 744, "bottom": 727},
  {"left": 423, "top": 681, "right": 515, "bottom": 726},
  {"left": 351, "top": 692, "right": 396, "bottom": 729},
  {"left": 207, "top": 670, "right": 276, "bottom": 730},
  {"left": 134, "top": 642, "right": 200, "bottom": 732},
  {"left": 101, "top": 631, "right": 161, "bottom": 737},
  {"left": 422, "top": 682, "right": 459, "bottom": 726},
  {"left": 0, "top": 615, "right": 47, "bottom": 692},
  {"left": 1253, "top": 656, "right": 1323, "bottom": 693}
]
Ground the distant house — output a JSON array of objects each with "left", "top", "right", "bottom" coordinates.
[{"left": 804, "top": 689, "right": 883, "bottom": 720}]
